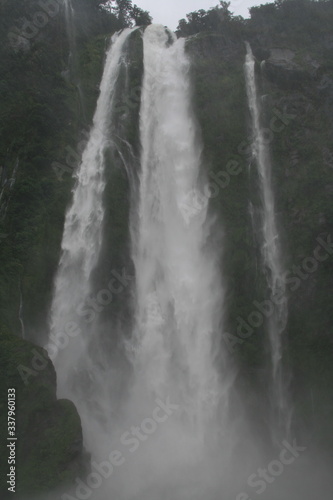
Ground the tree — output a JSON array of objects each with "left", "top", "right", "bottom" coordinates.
[
  {"left": 78, "top": 0, "right": 112, "bottom": 11},
  {"left": 131, "top": 4, "right": 152, "bottom": 26},
  {"left": 218, "top": 1, "right": 233, "bottom": 22},
  {"left": 113, "top": 0, "right": 132, "bottom": 26},
  {"left": 176, "top": 2, "right": 237, "bottom": 37},
  {"left": 81, "top": 0, "right": 151, "bottom": 27}
]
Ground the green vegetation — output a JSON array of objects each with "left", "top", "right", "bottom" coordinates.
[
  {"left": 0, "top": 0, "right": 150, "bottom": 341},
  {"left": 0, "top": 1, "right": 148, "bottom": 495},
  {"left": 184, "top": 0, "right": 333, "bottom": 447},
  {"left": 0, "top": 329, "right": 86, "bottom": 497},
  {"left": 0, "top": 0, "right": 333, "bottom": 495}
]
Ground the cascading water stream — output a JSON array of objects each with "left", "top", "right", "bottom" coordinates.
[
  {"left": 244, "top": 42, "right": 291, "bottom": 438},
  {"left": 63, "top": 0, "right": 86, "bottom": 119},
  {"left": 50, "top": 24, "right": 234, "bottom": 500},
  {"left": 131, "top": 24, "right": 226, "bottom": 433},
  {"left": 49, "top": 28, "right": 134, "bottom": 402},
  {"left": 63, "top": 0, "right": 76, "bottom": 77},
  {"left": 109, "top": 24, "right": 233, "bottom": 499},
  {"left": 63, "top": 0, "right": 74, "bottom": 44},
  {"left": 19, "top": 280, "right": 25, "bottom": 340}
]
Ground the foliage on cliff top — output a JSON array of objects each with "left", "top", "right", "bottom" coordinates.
[{"left": 177, "top": 0, "right": 333, "bottom": 48}]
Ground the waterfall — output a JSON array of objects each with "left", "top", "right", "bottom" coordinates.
[
  {"left": 0, "top": 158, "right": 19, "bottom": 219},
  {"left": 19, "top": 280, "right": 25, "bottom": 340},
  {"left": 50, "top": 25, "right": 233, "bottom": 500},
  {"left": 112, "top": 24, "right": 232, "bottom": 499},
  {"left": 63, "top": 0, "right": 77, "bottom": 71},
  {"left": 244, "top": 43, "right": 291, "bottom": 437},
  {"left": 49, "top": 28, "right": 134, "bottom": 400},
  {"left": 131, "top": 23, "right": 226, "bottom": 432},
  {"left": 63, "top": 0, "right": 76, "bottom": 77},
  {"left": 63, "top": 0, "right": 86, "bottom": 119}
]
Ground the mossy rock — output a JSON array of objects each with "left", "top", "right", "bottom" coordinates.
[{"left": 0, "top": 331, "right": 85, "bottom": 497}]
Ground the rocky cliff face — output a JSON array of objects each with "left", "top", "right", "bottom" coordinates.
[
  {"left": 0, "top": 0, "right": 333, "bottom": 496},
  {"left": 0, "top": 6, "right": 107, "bottom": 495},
  {"left": 0, "top": 330, "right": 88, "bottom": 498},
  {"left": 186, "top": 26, "right": 333, "bottom": 449}
]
